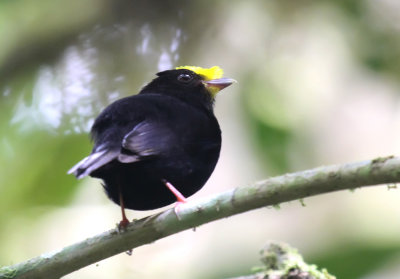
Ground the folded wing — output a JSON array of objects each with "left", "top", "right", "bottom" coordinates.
[{"left": 68, "top": 121, "right": 174, "bottom": 178}]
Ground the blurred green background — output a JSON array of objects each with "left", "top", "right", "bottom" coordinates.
[{"left": 1, "top": 0, "right": 400, "bottom": 278}]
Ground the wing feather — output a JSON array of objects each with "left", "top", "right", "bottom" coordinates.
[
  {"left": 68, "top": 149, "right": 119, "bottom": 179},
  {"left": 118, "top": 121, "right": 173, "bottom": 162},
  {"left": 69, "top": 120, "right": 175, "bottom": 178}
]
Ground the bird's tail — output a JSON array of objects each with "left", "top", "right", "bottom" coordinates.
[{"left": 68, "top": 149, "right": 117, "bottom": 179}]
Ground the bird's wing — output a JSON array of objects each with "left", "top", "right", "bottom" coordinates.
[
  {"left": 68, "top": 121, "right": 174, "bottom": 178},
  {"left": 118, "top": 120, "right": 174, "bottom": 163},
  {"left": 67, "top": 147, "right": 119, "bottom": 179}
]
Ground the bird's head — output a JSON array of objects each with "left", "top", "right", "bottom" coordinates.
[
  {"left": 140, "top": 66, "right": 235, "bottom": 108},
  {"left": 174, "top": 66, "right": 236, "bottom": 97}
]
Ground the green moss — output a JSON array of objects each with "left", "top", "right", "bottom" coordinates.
[
  {"left": 371, "top": 155, "right": 394, "bottom": 164},
  {"left": 0, "top": 266, "right": 17, "bottom": 279},
  {"left": 272, "top": 204, "right": 281, "bottom": 210},
  {"left": 254, "top": 242, "right": 336, "bottom": 279}
]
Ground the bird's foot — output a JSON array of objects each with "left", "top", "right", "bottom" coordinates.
[
  {"left": 116, "top": 217, "right": 130, "bottom": 233},
  {"left": 174, "top": 200, "right": 187, "bottom": 220}
]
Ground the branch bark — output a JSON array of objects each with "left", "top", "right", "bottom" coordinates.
[{"left": 1, "top": 155, "right": 399, "bottom": 279}]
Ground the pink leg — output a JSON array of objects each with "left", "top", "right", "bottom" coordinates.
[
  {"left": 162, "top": 179, "right": 187, "bottom": 218},
  {"left": 162, "top": 179, "right": 187, "bottom": 203}
]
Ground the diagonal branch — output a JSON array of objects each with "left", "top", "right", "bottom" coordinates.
[{"left": 1, "top": 155, "right": 400, "bottom": 279}]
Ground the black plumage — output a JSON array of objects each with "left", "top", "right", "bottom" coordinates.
[{"left": 68, "top": 67, "right": 234, "bottom": 225}]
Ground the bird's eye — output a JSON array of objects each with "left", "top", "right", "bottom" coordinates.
[{"left": 177, "top": 73, "right": 193, "bottom": 83}]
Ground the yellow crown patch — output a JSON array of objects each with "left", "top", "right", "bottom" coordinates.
[{"left": 175, "top": 66, "right": 223, "bottom": 81}]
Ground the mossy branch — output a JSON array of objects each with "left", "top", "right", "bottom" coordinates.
[
  {"left": 1, "top": 155, "right": 400, "bottom": 279},
  {"left": 226, "top": 241, "right": 336, "bottom": 279}
]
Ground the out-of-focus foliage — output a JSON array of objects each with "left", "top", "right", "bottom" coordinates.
[
  {"left": 311, "top": 244, "right": 400, "bottom": 278},
  {"left": 1, "top": 0, "right": 400, "bottom": 278}
]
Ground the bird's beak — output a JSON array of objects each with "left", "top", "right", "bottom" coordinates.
[{"left": 203, "top": 78, "right": 236, "bottom": 96}]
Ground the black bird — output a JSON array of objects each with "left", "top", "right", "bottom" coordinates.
[{"left": 68, "top": 66, "right": 235, "bottom": 227}]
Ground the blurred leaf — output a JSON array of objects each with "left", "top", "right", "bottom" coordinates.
[
  {"left": 0, "top": 130, "right": 90, "bottom": 216},
  {"left": 310, "top": 245, "right": 400, "bottom": 279}
]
